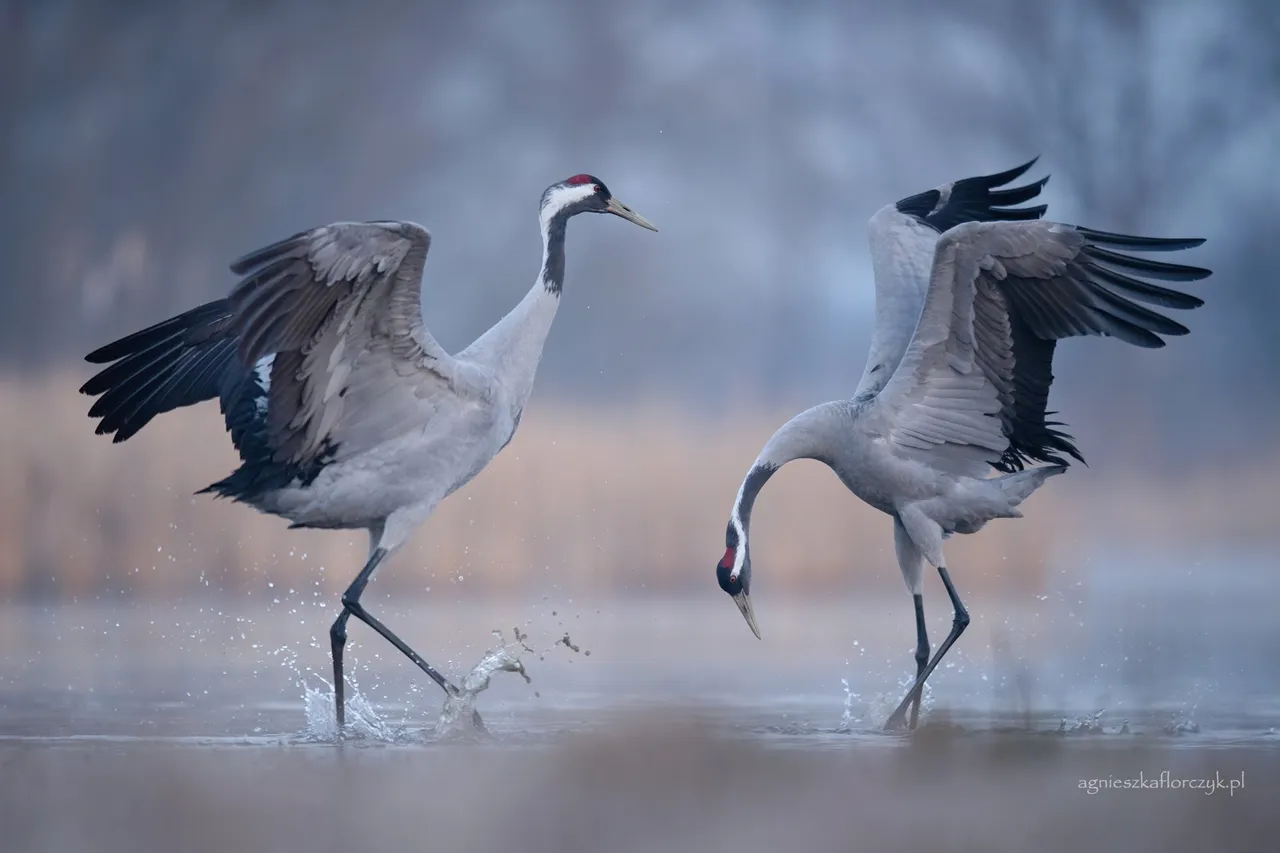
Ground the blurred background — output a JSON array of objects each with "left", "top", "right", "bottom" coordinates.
[
  {"left": 3, "top": 2, "right": 1279, "bottom": 849},
  {"left": 2, "top": 0, "right": 1277, "bottom": 603}
]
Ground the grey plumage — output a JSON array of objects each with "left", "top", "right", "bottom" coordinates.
[
  {"left": 82, "top": 175, "right": 656, "bottom": 729},
  {"left": 716, "top": 161, "right": 1210, "bottom": 730}
]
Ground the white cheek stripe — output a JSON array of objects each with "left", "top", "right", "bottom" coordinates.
[
  {"left": 729, "top": 479, "right": 749, "bottom": 580},
  {"left": 539, "top": 183, "right": 597, "bottom": 229}
]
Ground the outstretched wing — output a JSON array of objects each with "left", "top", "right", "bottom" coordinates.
[
  {"left": 855, "top": 159, "right": 1051, "bottom": 400},
  {"left": 871, "top": 220, "right": 1210, "bottom": 476},
  {"left": 83, "top": 221, "right": 460, "bottom": 495},
  {"left": 224, "top": 220, "right": 455, "bottom": 472}
]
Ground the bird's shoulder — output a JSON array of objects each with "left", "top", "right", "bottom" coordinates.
[
  {"left": 230, "top": 220, "right": 430, "bottom": 281},
  {"left": 935, "top": 219, "right": 1080, "bottom": 257}
]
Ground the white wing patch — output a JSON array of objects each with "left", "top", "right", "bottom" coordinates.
[{"left": 253, "top": 353, "right": 275, "bottom": 415}]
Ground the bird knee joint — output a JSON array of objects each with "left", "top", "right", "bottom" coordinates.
[{"left": 954, "top": 610, "right": 970, "bottom": 629}]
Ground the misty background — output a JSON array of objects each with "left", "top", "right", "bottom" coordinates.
[
  {"left": 3, "top": 6, "right": 1279, "bottom": 850},
  {"left": 2, "top": 0, "right": 1278, "bottom": 603}
]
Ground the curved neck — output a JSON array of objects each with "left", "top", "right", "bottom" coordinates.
[
  {"left": 732, "top": 404, "right": 838, "bottom": 538},
  {"left": 731, "top": 462, "right": 777, "bottom": 540},
  {"left": 461, "top": 210, "right": 572, "bottom": 405}
]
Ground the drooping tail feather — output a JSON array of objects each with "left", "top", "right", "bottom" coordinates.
[{"left": 994, "top": 464, "right": 1068, "bottom": 507}]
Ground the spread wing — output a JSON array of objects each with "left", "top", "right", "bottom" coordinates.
[
  {"left": 225, "top": 220, "right": 456, "bottom": 471},
  {"left": 81, "top": 220, "right": 465, "bottom": 498},
  {"left": 855, "top": 159, "right": 1052, "bottom": 400},
  {"left": 871, "top": 219, "right": 1211, "bottom": 476}
]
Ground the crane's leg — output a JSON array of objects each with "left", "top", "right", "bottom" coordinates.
[
  {"left": 885, "top": 565, "right": 969, "bottom": 730},
  {"left": 891, "top": 516, "right": 930, "bottom": 729},
  {"left": 908, "top": 593, "right": 930, "bottom": 730},
  {"left": 329, "top": 546, "right": 482, "bottom": 732}
]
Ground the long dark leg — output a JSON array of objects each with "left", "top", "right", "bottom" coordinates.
[
  {"left": 329, "top": 547, "right": 479, "bottom": 731},
  {"left": 885, "top": 566, "right": 970, "bottom": 731},
  {"left": 907, "top": 593, "right": 930, "bottom": 730},
  {"left": 330, "top": 547, "right": 388, "bottom": 729}
]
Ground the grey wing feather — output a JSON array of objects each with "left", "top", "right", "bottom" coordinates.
[
  {"left": 855, "top": 160, "right": 1052, "bottom": 402},
  {"left": 226, "top": 221, "right": 457, "bottom": 471},
  {"left": 873, "top": 220, "right": 1209, "bottom": 475}
]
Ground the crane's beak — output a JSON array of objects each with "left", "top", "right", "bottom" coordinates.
[
  {"left": 733, "top": 591, "right": 762, "bottom": 640},
  {"left": 605, "top": 197, "right": 658, "bottom": 231}
]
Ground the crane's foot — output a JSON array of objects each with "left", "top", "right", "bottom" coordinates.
[{"left": 884, "top": 685, "right": 922, "bottom": 731}]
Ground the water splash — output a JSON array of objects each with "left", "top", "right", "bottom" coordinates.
[
  {"left": 435, "top": 630, "right": 533, "bottom": 740},
  {"left": 837, "top": 678, "right": 862, "bottom": 732},
  {"left": 835, "top": 672, "right": 934, "bottom": 732},
  {"left": 290, "top": 628, "right": 535, "bottom": 743},
  {"left": 1057, "top": 708, "right": 1108, "bottom": 735},
  {"left": 301, "top": 677, "right": 405, "bottom": 742},
  {"left": 859, "top": 672, "right": 933, "bottom": 729},
  {"left": 1163, "top": 706, "right": 1201, "bottom": 736}
]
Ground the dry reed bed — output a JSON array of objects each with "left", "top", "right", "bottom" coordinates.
[{"left": 2, "top": 373, "right": 1272, "bottom": 600}]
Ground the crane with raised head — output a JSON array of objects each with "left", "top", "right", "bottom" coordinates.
[
  {"left": 81, "top": 174, "right": 656, "bottom": 730},
  {"left": 712, "top": 160, "right": 1210, "bottom": 730}
]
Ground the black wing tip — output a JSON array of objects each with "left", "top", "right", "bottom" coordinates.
[
  {"left": 1083, "top": 245, "right": 1213, "bottom": 283},
  {"left": 980, "top": 156, "right": 1041, "bottom": 188},
  {"left": 83, "top": 336, "right": 155, "bottom": 365},
  {"left": 1077, "top": 227, "right": 1208, "bottom": 254},
  {"left": 89, "top": 418, "right": 130, "bottom": 443},
  {"left": 994, "top": 417, "right": 1087, "bottom": 474},
  {"left": 996, "top": 447, "right": 1085, "bottom": 474},
  {"left": 921, "top": 159, "right": 1051, "bottom": 231},
  {"left": 993, "top": 203, "right": 1048, "bottom": 222}
]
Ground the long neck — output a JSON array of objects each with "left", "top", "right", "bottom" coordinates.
[
  {"left": 463, "top": 210, "right": 570, "bottom": 407},
  {"left": 732, "top": 403, "right": 838, "bottom": 539}
]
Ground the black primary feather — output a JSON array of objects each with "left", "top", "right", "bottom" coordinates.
[
  {"left": 989, "top": 226, "right": 1210, "bottom": 471},
  {"left": 896, "top": 158, "right": 1050, "bottom": 233}
]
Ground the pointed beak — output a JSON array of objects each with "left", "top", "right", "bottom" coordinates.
[
  {"left": 604, "top": 196, "right": 658, "bottom": 231},
  {"left": 732, "top": 591, "right": 762, "bottom": 640}
]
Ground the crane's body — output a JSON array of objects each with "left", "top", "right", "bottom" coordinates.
[
  {"left": 229, "top": 308, "right": 523, "bottom": 535},
  {"left": 715, "top": 159, "right": 1210, "bottom": 730},
  {"left": 82, "top": 175, "right": 655, "bottom": 730}
]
